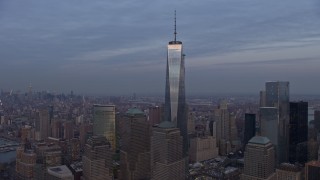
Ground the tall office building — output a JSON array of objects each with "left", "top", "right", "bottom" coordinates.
[
  {"left": 241, "top": 136, "right": 276, "bottom": 180},
  {"left": 82, "top": 136, "right": 113, "bottom": 180},
  {"left": 120, "top": 108, "right": 151, "bottom": 180},
  {"left": 151, "top": 121, "right": 186, "bottom": 180},
  {"left": 214, "top": 101, "right": 238, "bottom": 155},
  {"left": 260, "top": 107, "right": 279, "bottom": 163},
  {"left": 63, "top": 121, "right": 74, "bottom": 140},
  {"left": 265, "top": 81, "right": 290, "bottom": 163},
  {"left": 148, "top": 106, "right": 163, "bottom": 126},
  {"left": 189, "top": 135, "right": 218, "bottom": 162},
  {"left": 314, "top": 110, "right": 320, "bottom": 132},
  {"left": 260, "top": 90, "right": 266, "bottom": 107},
  {"left": 15, "top": 143, "right": 37, "bottom": 180},
  {"left": 39, "top": 106, "right": 53, "bottom": 140},
  {"left": 289, "top": 101, "right": 308, "bottom": 164},
  {"left": 52, "top": 120, "right": 63, "bottom": 139},
  {"left": 79, "top": 123, "right": 92, "bottom": 147},
  {"left": 164, "top": 12, "right": 188, "bottom": 157},
  {"left": 188, "top": 111, "right": 195, "bottom": 134},
  {"left": 93, "top": 104, "right": 116, "bottom": 150},
  {"left": 21, "top": 125, "right": 32, "bottom": 143},
  {"left": 244, "top": 113, "right": 256, "bottom": 147}
]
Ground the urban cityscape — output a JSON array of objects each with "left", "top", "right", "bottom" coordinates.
[{"left": 1, "top": 1, "right": 320, "bottom": 180}]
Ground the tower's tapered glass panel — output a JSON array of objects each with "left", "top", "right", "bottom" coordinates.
[
  {"left": 167, "top": 43, "right": 183, "bottom": 125},
  {"left": 164, "top": 12, "right": 188, "bottom": 158}
]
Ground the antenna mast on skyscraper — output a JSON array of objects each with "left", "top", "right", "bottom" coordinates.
[{"left": 174, "top": 10, "right": 177, "bottom": 42}]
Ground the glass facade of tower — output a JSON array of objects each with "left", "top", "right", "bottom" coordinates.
[
  {"left": 244, "top": 113, "right": 256, "bottom": 147},
  {"left": 93, "top": 105, "right": 116, "bottom": 150},
  {"left": 164, "top": 40, "right": 188, "bottom": 157},
  {"left": 265, "top": 81, "right": 290, "bottom": 164},
  {"left": 166, "top": 42, "right": 183, "bottom": 124},
  {"left": 289, "top": 101, "right": 308, "bottom": 164}
]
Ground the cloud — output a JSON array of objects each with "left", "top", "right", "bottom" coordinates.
[{"left": 1, "top": 0, "right": 320, "bottom": 94}]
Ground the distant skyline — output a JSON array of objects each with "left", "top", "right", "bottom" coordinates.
[{"left": 1, "top": 0, "right": 320, "bottom": 95}]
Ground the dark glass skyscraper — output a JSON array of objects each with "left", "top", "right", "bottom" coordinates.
[
  {"left": 244, "top": 113, "right": 256, "bottom": 147},
  {"left": 164, "top": 12, "right": 188, "bottom": 157},
  {"left": 289, "top": 101, "right": 308, "bottom": 164}
]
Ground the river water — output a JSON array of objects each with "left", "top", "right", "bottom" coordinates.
[{"left": 0, "top": 138, "right": 18, "bottom": 164}]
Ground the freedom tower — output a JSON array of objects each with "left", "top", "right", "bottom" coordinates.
[{"left": 164, "top": 11, "right": 188, "bottom": 157}]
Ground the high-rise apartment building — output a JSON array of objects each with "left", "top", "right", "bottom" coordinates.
[
  {"left": 120, "top": 108, "right": 151, "bottom": 180},
  {"left": 164, "top": 12, "right": 188, "bottom": 157},
  {"left": 151, "top": 121, "right": 186, "bottom": 180},
  {"left": 241, "top": 136, "right": 276, "bottom": 180},
  {"left": 289, "top": 101, "right": 308, "bottom": 164},
  {"left": 93, "top": 104, "right": 116, "bottom": 150},
  {"left": 244, "top": 113, "right": 256, "bottom": 147},
  {"left": 82, "top": 136, "right": 113, "bottom": 180}
]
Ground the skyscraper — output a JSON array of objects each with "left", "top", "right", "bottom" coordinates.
[
  {"left": 164, "top": 12, "right": 188, "bottom": 157},
  {"left": 82, "top": 136, "right": 113, "bottom": 180},
  {"left": 214, "top": 101, "right": 238, "bottom": 155},
  {"left": 151, "top": 121, "right": 186, "bottom": 180},
  {"left": 314, "top": 110, "right": 320, "bottom": 132},
  {"left": 39, "top": 106, "right": 53, "bottom": 140},
  {"left": 260, "top": 107, "right": 279, "bottom": 161},
  {"left": 259, "top": 81, "right": 290, "bottom": 164},
  {"left": 148, "top": 106, "right": 163, "bottom": 126},
  {"left": 243, "top": 113, "right": 256, "bottom": 147},
  {"left": 93, "top": 104, "right": 116, "bottom": 150},
  {"left": 241, "top": 136, "right": 276, "bottom": 180},
  {"left": 265, "top": 81, "right": 290, "bottom": 163},
  {"left": 120, "top": 108, "right": 151, "bottom": 180},
  {"left": 289, "top": 101, "right": 308, "bottom": 164}
]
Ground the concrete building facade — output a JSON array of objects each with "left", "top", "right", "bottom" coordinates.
[
  {"left": 151, "top": 121, "right": 186, "bottom": 180},
  {"left": 241, "top": 136, "right": 276, "bottom": 180}
]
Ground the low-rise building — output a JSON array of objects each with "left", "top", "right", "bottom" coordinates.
[
  {"left": 47, "top": 165, "right": 74, "bottom": 180},
  {"left": 276, "top": 163, "right": 301, "bottom": 180}
]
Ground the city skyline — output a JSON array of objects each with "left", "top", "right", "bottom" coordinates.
[{"left": 1, "top": 0, "right": 320, "bottom": 95}]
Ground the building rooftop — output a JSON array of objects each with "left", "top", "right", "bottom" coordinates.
[
  {"left": 126, "top": 107, "right": 144, "bottom": 116},
  {"left": 47, "top": 165, "right": 73, "bottom": 178},
  {"left": 277, "top": 163, "right": 301, "bottom": 172},
  {"left": 70, "top": 161, "right": 83, "bottom": 172},
  {"left": 306, "top": 160, "right": 320, "bottom": 167},
  {"left": 158, "top": 121, "right": 175, "bottom": 129},
  {"left": 248, "top": 136, "right": 270, "bottom": 145}
]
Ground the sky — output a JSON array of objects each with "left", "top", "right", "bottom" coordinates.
[{"left": 1, "top": 0, "right": 320, "bottom": 95}]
